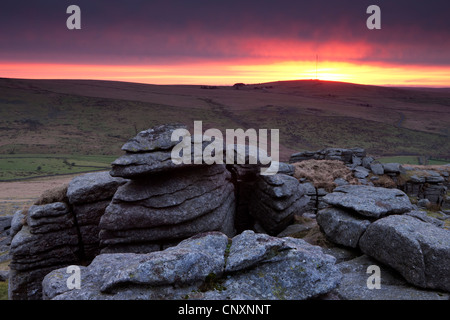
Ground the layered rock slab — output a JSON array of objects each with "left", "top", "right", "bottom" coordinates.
[
  {"left": 99, "top": 164, "right": 236, "bottom": 253},
  {"left": 249, "top": 173, "right": 310, "bottom": 235},
  {"left": 42, "top": 231, "right": 341, "bottom": 300},
  {"left": 8, "top": 202, "right": 79, "bottom": 300}
]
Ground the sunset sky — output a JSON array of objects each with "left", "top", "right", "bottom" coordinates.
[{"left": 1, "top": 0, "right": 450, "bottom": 87}]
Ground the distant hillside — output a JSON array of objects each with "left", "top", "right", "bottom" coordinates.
[{"left": 0, "top": 78, "right": 449, "bottom": 161}]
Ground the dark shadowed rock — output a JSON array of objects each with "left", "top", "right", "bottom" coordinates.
[
  {"left": 249, "top": 173, "right": 310, "bottom": 235},
  {"left": 382, "top": 163, "right": 403, "bottom": 174},
  {"left": 317, "top": 207, "right": 371, "bottom": 248}
]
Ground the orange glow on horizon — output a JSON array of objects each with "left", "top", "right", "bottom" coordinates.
[{"left": 1, "top": 60, "right": 450, "bottom": 87}]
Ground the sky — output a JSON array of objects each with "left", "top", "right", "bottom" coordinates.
[{"left": 1, "top": 0, "right": 450, "bottom": 86}]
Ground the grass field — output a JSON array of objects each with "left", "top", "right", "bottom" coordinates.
[
  {"left": 377, "top": 156, "right": 450, "bottom": 165},
  {"left": 0, "top": 154, "right": 117, "bottom": 181}
]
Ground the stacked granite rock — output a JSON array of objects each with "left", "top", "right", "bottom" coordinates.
[
  {"left": 8, "top": 172, "right": 126, "bottom": 300},
  {"left": 8, "top": 202, "right": 80, "bottom": 300},
  {"left": 249, "top": 173, "right": 310, "bottom": 235},
  {"left": 316, "top": 184, "right": 450, "bottom": 293},
  {"left": 99, "top": 124, "right": 236, "bottom": 253}
]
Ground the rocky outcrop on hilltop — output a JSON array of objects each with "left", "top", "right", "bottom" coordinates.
[
  {"left": 5, "top": 125, "right": 450, "bottom": 300},
  {"left": 8, "top": 124, "right": 311, "bottom": 300},
  {"left": 316, "top": 185, "right": 450, "bottom": 293},
  {"left": 290, "top": 148, "right": 450, "bottom": 215}
]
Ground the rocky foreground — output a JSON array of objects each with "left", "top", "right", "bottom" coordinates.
[{"left": 2, "top": 124, "right": 450, "bottom": 300}]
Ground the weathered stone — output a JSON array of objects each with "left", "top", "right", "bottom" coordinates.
[
  {"left": 405, "top": 210, "right": 444, "bottom": 228},
  {"left": 417, "top": 198, "right": 431, "bottom": 208},
  {"left": 9, "top": 264, "right": 70, "bottom": 300},
  {"left": 353, "top": 166, "right": 370, "bottom": 179},
  {"left": 370, "top": 161, "right": 384, "bottom": 175},
  {"left": 359, "top": 214, "right": 450, "bottom": 292},
  {"left": 333, "top": 177, "right": 349, "bottom": 187},
  {"left": 382, "top": 163, "right": 403, "bottom": 174},
  {"left": 322, "top": 185, "right": 413, "bottom": 218},
  {"left": 276, "top": 220, "right": 317, "bottom": 238},
  {"left": 276, "top": 162, "right": 295, "bottom": 176},
  {"left": 423, "top": 184, "right": 446, "bottom": 204},
  {"left": 249, "top": 173, "right": 310, "bottom": 234},
  {"left": 10, "top": 210, "right": 26, "bottom": 239},
  {"left": 317, "top": 207, "right": 371, "bottom": 248},
  {"left": 290, "top": 148, "right": 366, "bottom": 164},
  {"left": 100, "top": 232, "right": 229, "bottom": 293},
  {"left": 9, "top": 225, "right": 79, "bottom": 272},
  {"left": 225, "top": 230, "right": 287, "bottom": 272},
  {"left": 73, "top": 200, "right": 111, "bottom": 227},
  {"left": 42, "top": 231, "right": 341, "bottom": 300},
  {"left": 121, "top": 123, "right": 187, "bottom": 152},
  {"left": 26, "top": 202, "right": 73, "bottom": 234},
  {"left": 425, "top": 171, "right": 445, "bottom": 183},
  {"left": 99, "top": 191, "right": 235, "bottom": 245},
  {"left": 352, "top": 155, "right": 362, "bottom": 166},
  {"left": 409, "top": 175, "right": 426, "bottom": 183},
  {"left": 99, "top": 165, "right": 235, "bottom": 251},
  {"left": 362, "top": 157, "right": 374, "bottom": 169},
  {"left": 67, "top": 171, "right": 127, "bottom": 205},
  {"left": 204, "top": 236, "right": 341, "bottom": 300},
  {"left": 289, "top": 150, "right": 317, "bottom": 163},
  {"left": 334, "top": 255, "right": 449, "bottom": 300},
  {"left": 110, "top": 150, "right": 190, "bottom": 178}
]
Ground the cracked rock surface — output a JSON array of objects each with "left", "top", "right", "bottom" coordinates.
[{"left": 42, "top": 230, "right": 341, "bottom": 300}]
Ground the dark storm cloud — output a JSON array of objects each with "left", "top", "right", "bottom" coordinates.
[{"left": 1, "top": 0, "right": 449, "bottom": 65}]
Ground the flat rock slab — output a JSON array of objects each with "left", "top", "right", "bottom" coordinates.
[
  {"left": 322, "top": 185, "right": 413, "bottom": 218},
  {"left": 42, "top": 231, "right": 341, "bottom": 300}
]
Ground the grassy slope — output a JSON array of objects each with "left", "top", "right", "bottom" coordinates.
[{"left": 0, "top": 78, "right": 449, "bottom": 163}]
